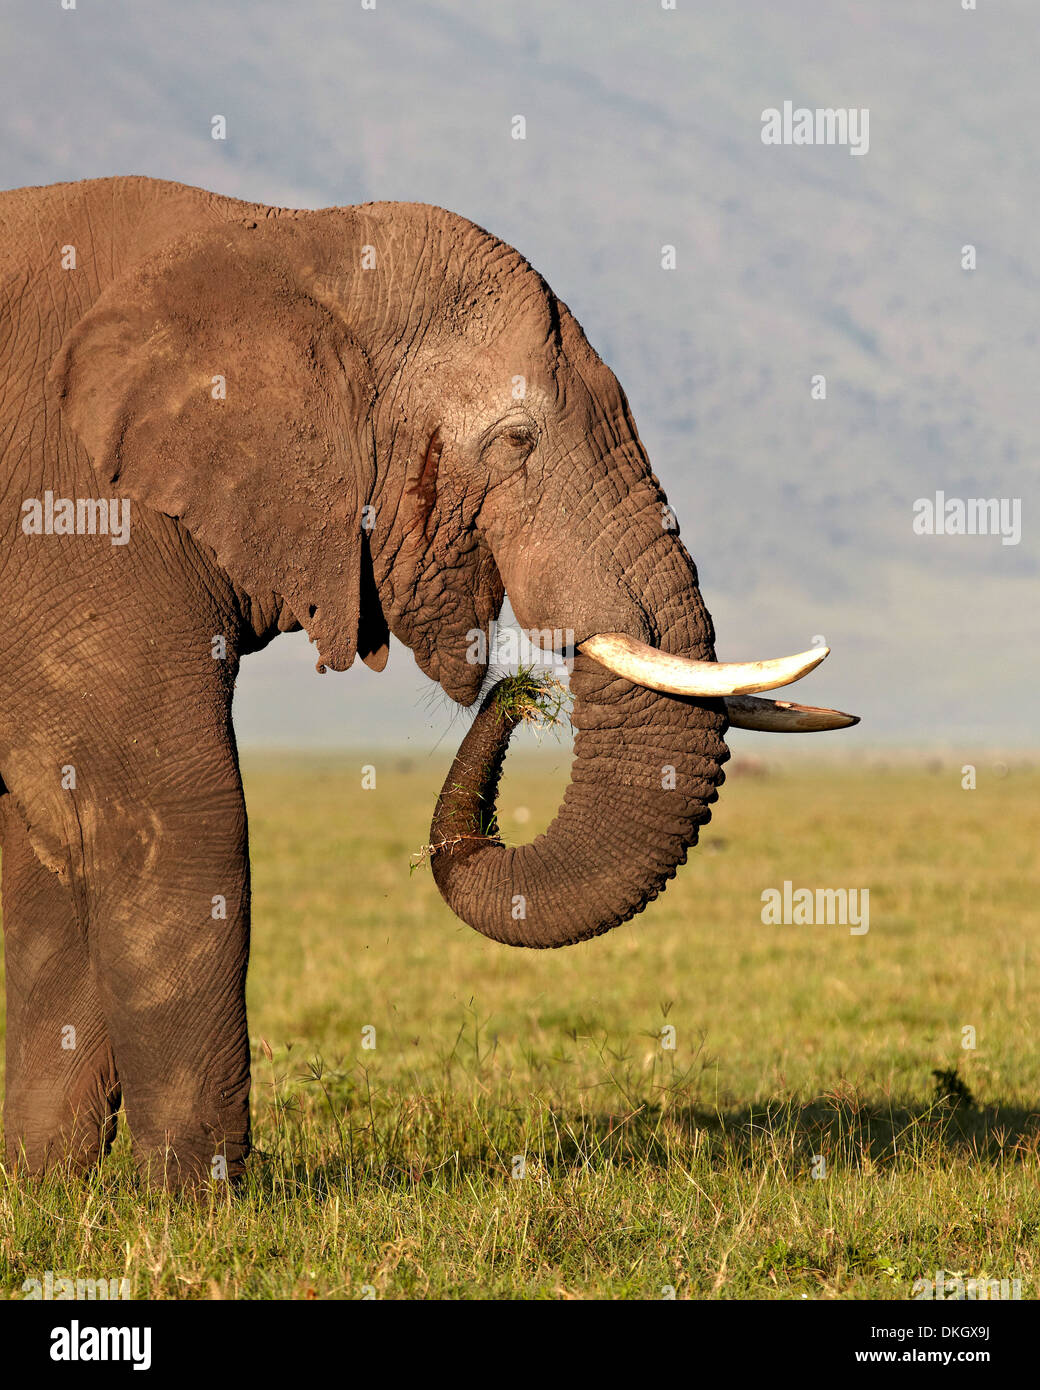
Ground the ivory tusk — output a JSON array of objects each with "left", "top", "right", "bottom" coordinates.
[
  {"left": 724, "top": 694, "right": 860, "bottom": 732},
  {"left": 578, "top": 632, "right": 830, "bottom": 697}
]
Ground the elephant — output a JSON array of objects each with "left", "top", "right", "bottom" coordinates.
[{"left": 0, "top": 176, "right": 857, "bottom": 1188}]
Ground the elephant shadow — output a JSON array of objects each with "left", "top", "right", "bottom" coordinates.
[
  {"left": 251, "top": 1085, "right": 1040, "bottom": 1200},
  {"left": 547, "top": 1093, "right": 1040, "bottom": 1173}
]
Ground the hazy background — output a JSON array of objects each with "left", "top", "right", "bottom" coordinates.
[{"left": 2, "top": 0, "right": 1035, "bottom": 753}]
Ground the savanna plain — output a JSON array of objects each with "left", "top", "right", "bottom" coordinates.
[{"left": 2, "top": 748, "right": 1038, "bottom": 1300}]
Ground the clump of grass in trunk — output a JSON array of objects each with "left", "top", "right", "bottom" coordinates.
[
  {"left": 489, "top": 666, "right": 570, "bottom": 734},
  {"left": 410, "top": 668, "right": 570, "bottom": 873}
]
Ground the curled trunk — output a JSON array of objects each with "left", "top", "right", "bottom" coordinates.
[{"left": 430, "top": 651, "right": 729, "bottom": 949}]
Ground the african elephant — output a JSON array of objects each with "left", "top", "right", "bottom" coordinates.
[{"left": 0, "top": 176, "right": 856, "bottom": 1187}]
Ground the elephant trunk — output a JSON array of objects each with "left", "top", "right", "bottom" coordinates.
[{"left": 430, "top": 639, "right": 729, "bottom": 950}]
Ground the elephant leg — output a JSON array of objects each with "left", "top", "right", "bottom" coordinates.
[
  {"left": 1, "top": 794, "right": 120, "bottom": 1173},
  {"left": 84, "top": 749, "right": 253, "bottom": 1191}
]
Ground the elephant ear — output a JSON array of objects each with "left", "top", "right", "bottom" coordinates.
[{"left": 48, "top": 222, "right": 383, "bottom": 672}]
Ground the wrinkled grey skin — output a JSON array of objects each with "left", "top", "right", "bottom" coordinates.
[{"left": 0, "top": 176, "right": 727, "bottom": 1187}]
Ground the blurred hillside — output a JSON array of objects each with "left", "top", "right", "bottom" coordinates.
[{"left": 1, "top": 0, "right": 1035, "bottom": 746}]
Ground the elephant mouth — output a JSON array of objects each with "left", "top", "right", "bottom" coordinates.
[{"left": 428, "top": 633, "right": 859, "bottom": 950}]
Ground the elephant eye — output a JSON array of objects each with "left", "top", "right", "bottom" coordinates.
[
  {"left": 501, "top": 426, "right": 535, "bottom": 451},
  {"left": 486, "top": 419, "right": 536, "bottom": 458},
  {"left": 482, "top": 422, "right": 537, "bottom": 474}
]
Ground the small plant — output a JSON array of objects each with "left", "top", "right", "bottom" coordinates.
[
  {"left": 409, "top": 802, "right": 501, "bottom": 875},
  {"left": 932, "top": 1067, "right": 976, "bottom": 1110}
]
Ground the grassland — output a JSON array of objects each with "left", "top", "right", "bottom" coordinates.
[{"left": 2, "top": 750, "right": 1039, "bottom": 1300}]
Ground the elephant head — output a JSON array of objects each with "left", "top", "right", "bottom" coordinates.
[{"left": 49, "top": 199, "right": 856, "bottom": 950}]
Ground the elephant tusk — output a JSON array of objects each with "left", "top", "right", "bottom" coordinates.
[
  {"left": 724, "top": 694, "right": 860, "bottom": 732},
  {"left": 578, "top": 632, "right": 830, "bottom": 697}
]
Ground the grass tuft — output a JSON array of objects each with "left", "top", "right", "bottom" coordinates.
[{"left": 490, "top": 666, "right": 570, "bottom": 733}]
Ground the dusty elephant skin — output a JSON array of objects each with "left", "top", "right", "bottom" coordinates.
[{"left": 0, "top": 176, "right": 849, "bottom": 1190}]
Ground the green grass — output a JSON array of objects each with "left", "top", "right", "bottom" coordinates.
[{"left": 2, "top": 752, "right": 1039, "bottom": 1299}]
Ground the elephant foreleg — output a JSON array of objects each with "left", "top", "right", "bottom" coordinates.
[
  {"left": 83, "top": 755, "right": 253, "bottom": 1191},
  {"left": 1, "top": 795, "right": 121, "bottom": 1173}
]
